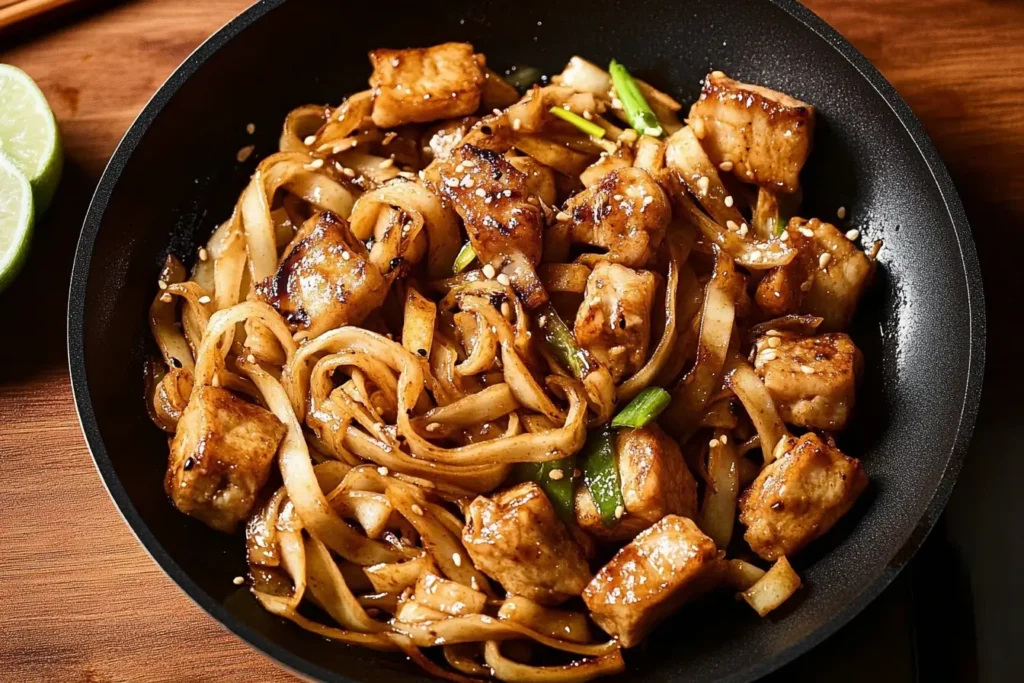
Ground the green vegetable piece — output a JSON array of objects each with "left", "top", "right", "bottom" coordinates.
[
  {"left": 548, "top": 106, "right": 606, "bottom": 139},
  {"left": 580, "top": 429, "right": 625, "bottom": 527},
  {"left": 608, "top": 60, "right": 663, "bottom": 138},
  {"left": 539, "top": 304, "right": 590, "bottom": 379},
  {"left": 452, "top": 242, "right": 477, "bottom": 274},
  {"left": 611, "top": 387, "right": 671, "bottom": 429},
  {"left": 512, "top": 456, "right": 576, "bottom": 523},
  {"left": 773, "top": 215, "right": 789, "bottom": 237},
  {"left": 504, "top": 65, "right": 543, "bottom": 93}
]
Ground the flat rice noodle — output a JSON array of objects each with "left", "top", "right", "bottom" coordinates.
[
  {"left": 241, "top": 359, "right": 408, "bottom": 566},
  {"left": 698, "top": 429, "right": 739, "bottom": 548},
  {"left": 402, "top": 286, "right": 437, "bottom": 358},
  {"left": 726, "top": 362, "right": 789, "bottom": 464},
  {"left": 514, "top": 134, "right": 594, "bottom": 177},
  {"left": 412, "top": 383, "right": 520, "bottom": 437},
  {"left": 328, "top": 490, "right": 393, "bottom": 539},
  {"left": 246, "top": 487, "right": 287, "bottom": 567},
  {"left": 349, "top": 180, "right": 460, "bottom": 277},
  {"left": 664, "top": 126, "right": 746, "bottom": 227},
  {"left": 149, "top": 256, "right": 195, "bottom": 372},
  {"left": 484, "top": 641, "right": 626, "bottom": 683},
  {"left": 336, "top": 149, "right": 403, "bottom": 185},
  {"left": 741, "top": 556, "right": 801, "bottom": 617},
  {"left": 208, "top": 213, "right": 247, "bottom": 310},
  {"left": 617, "top": 227, "right": 694, "bottom": 402},
  {"left": 539, "top": 263, "right": 591, "bottom": 294},
  {"left": 634, "top": 135, "right": 665, "bottom": 175},
  {"left": 145, "top": 362, "right": 192, "bottom": 432},
  {"left": 745, "top": 314, "right": 823, "bottom": 344},
  {"left": 662, "top": 248, "right": 737, "bottom": 439},
  {"left": 163, "top": 282, "right": 212, "bottom": 356},
  {"left": 414, "top": 572, "right": 487, "bottom": 616},
  {"left": 497, "top": 597, "right": 591, "bottom": 644},
  {"left": 752, "top": 187, "right": 782, "bottom": 240},
  {"left": 722, "top": 558, "right": 767, "bottom": 591},
  {"left": 280, "top": 103, "right": 329, "bottom": 152},
  {"left": 454, "top": 311, "right": 497, "bottom": 377},
  {"left": 667, "top": 172, "right": 795, "bottom": 270},
  {"left": 444, "top": 644, "right": 490, "bottom": 676},
  {"left": 304, "top": 535, "right": 388, "bottom": 632},
  {"left": 192, "top": 301, "right": 296, "bottom": 389},
  {"left": 365, "top": 552, "right": 438, "bottom": 594}
]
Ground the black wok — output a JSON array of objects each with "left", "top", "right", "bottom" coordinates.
[{"left": 67, "top": 1, "right": 985, "bottom": 680}]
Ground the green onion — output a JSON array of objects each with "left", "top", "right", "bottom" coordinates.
[
  {"left": 772, "top": 216, "right": 789, "bottom": 237},
  {"left": 548, "top": 106, "right": 606, "bottom": 139},
  {"left": 539, "top": 303, "right": 590, "bottom": 379},
  {"left": 512, "top": 456, "right": 576, "bottom": 523},
  {"left": 580, "top": 429, "right": 625, "bottom": 527},
  {"left": 452, "top": 242, "right": 477, "bottom": 274},
  {"left": 608, "top": 60, "right": 663, "bottom": 138},
  {"left": 611, "top": 387, "right": 671, "bottom": 429}
]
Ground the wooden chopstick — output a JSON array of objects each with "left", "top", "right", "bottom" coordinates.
[{"left": 0, "top": 0, "right": 80, "bottom": 31}]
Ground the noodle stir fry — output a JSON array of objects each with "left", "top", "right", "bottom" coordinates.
[{"left": 146, "top": 45, "right": 880, "bottom": 681}]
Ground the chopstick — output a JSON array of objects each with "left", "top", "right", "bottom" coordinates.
[{"left": 0, "top": 0, "right": 80, "bottom": 31}]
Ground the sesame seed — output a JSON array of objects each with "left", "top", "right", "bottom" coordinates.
[
  {"left": 780, "top": 230, "right": 790, "bottom": 242},
  {"left": 501, "top": 302, "right": 511, "bottom": 317},
  {"left": 411, "top": 504, "right": 424, "bottom": 516},
  {"left": 709, "top": 438, "right": 721, "bottom": 448},
  {"left": 198, "top": 247, "right": 209, "bottom": 261},
  {"left": 720, "top": 434, "right": 729, "bottom": 444},
  {"left": 614, "top": 505, "right": 625, "bottom": 519},
  {"left": 726, "top": 220, "right": 738, "bottom": 231},
  {"left": 493, "top": 108, "right": 502, "bottom": 116},
  {"left": 157, "top": 280, "right": 167, "bottom": 290},
  {"left": 306, "top": 158, "right": 324, "bottom": 169},
  {"left": 582, "top": 110, "right": 593, "bottom": 120},
  {"left": 613, "top": 194, "right": 624, "bottom": 201},
  {"left": 846, "top": 229, "right": 860, "bottom": 241},
  {"left": 341, "top": 167, "right": 355, "bottom": 178},
  {"left": 711, "top": 70, "right": 725, "bottom": 78},
  {"left": 760, "top": 349, "right": 777, "bottom": 361},
  {"left": 233, "top": 576, "right": 245, "bottom": 585},
  {"left": 159, "top": 293, "right": 172, "bottom": 303},
  {"left": 801, "top": 365, "right": 815, "bottom": 374},
  {"left": 198, "top": 295, "right": 211, "bottom": 304},
  {"left": 837, "top": 206, "right": 847, "bottom": 219},
  {"left": 303, "top": 135, "right": 316, "bottom": 145},
  {"left": 398, "top": 171, "right": 416, "bottom": 179},
  {"left": 460, "top": 175, "right": 473, "bottom": 187},
  {"left": 379, "top": 158, "right": 394, "bottom": 169},
  {"left": 496, "top": 273, "right": 510, "bottom": 286},
  {"left": 642, "top": 196, "right": 654, "bottom": 207},
  {"left": 246, "top": 354, "right": 256, "bottom": 363},
  {"left": 766, "top": 329, "right": 781, "bottom": 337},
  {"left": 738, "top": 224, "right": 749, "bottom": 237},
  {"left": 382, "top": 132, "right": 397, "bottom": 146},
  {"left": 452, "top": 553, "right": 462, "bottom": 567},
  {"left": 549, "top": 469, "right": 564, "bottom": 480},
  {"left": 425, "top": 422, "right": 441, "bottom": 432},
  {"left": 245, "top": 123, "right": 255, "bottom": 135},
  {"left": 697, "top": 176, "right": 710, "bottom": 195},
  {"left": 475, "top": 187, "right": 486, "bottom": 197},
  {"left": 750, "top": 249, "right": 762, "bottom": 260},
  {"left": 482, "top": 264, "right": 496, "bottom": 279},
  {"left": 768, "top": 336, "right": 781, "bottom": 349},
  {"left": 724, "top": 195, "right": 734, "bottom": 208},
  {"left": 819, "top": 253, "right": 832, "bottom": 269},
  {"left": 512, "top": 118, "right": 522, "bottom": 131},
  {"left": 556, "top": 211, "right": 570, "bottom": 222},
  {"left": 342, "top": 251, "right": 351, "bottom": 261},
  {"left": 799, "top": 227, "right": 814, "bottom": 238},
  {"left": 719, "top": 160, "right": 734, "bottom": 172},
  {"left": 377, "top": 466, "right": 389, "bottom": 476}
]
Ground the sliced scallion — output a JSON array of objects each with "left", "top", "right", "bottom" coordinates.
[
  {"left": 608, "top": 59, "right": 663, "bottom": 138},
  {"left": 548, "top": 106, "right": 606, "bottom": 139}
]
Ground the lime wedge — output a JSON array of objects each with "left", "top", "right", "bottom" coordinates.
[
  {"left": 0, "top": 64, "right": 62, "bottom": 213},
  {"left": 0, "top": 151, "right": 34, "bottom": 293}
]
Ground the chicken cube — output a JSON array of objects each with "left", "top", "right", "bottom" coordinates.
[
  {"left": 565, "top": 167, "right": 670, "bottom": 268},
  {"left": 688, "top": 72, "right": 815, "bottom": 193},
  {"left": 582, "top": 515, "right": 720, "bottom": 647},
  {"left": 165, "top": 386, "right": 286, "bottom": 532},
  {"left": 256, "top": 211, "right": 388, "bottom": 338},
  {"left": 436, "top": 144, "right": 547, "bottom": 308},
  {"left": 369, "top": 43, "right": 484, "bottom": 128},
  {"left": 462, "top": 482, "right": 592, "bottom": 605},
  {"left": 575, "top": 425, "right": 698, "bottom": 542},
  {"left": 754, "top": 332, "right": 862, "bottom": 430},
  {"left": 574, "top": 261, "right": 658, "bottom": 383},
  {"left": 739, "top": 433, "right": 868, "bottom": 561},
  {"left": 795, "top": 218, "right": 875, "bottom": 330}
]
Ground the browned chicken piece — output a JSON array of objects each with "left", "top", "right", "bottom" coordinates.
[
  {"left": 576, "top": 425, "right": 698, "bottom": 542},
  {"left": 165, "top": 386, "right": 286, "bottom": 532},
  {"left": 688, "top": 72, "right": 815, "bottom": 193},
  {"left": 794, "top": 218, "right": 874, "bottom": 330},
  {"left": 369, "top": 43, "right": 484, "bottom": 128},
  {"left": 565, "top": 167, "right": 670, "bottom": 268},
  {"left": 574, "top": 261, "right": 658, "bottom": 383},
  {"left": 506, "top": 155, "right": 557, "bottom": 207},
  {"left": 580, "top": 145, "right": 635, "bottom": 188},
  {"left": 436, "top": 144, "right": 547, "bottom": 308},
  {"left": 739, "top": 433, "right": 868, "bottom": 561},
  {"left": 462, "top": 482, "right": 592, "bottom": 605},
  {"left": 754, "top": 332, "right": 862, "bottom": 430},
  {"left": 582, "top": 515, "right": 721, "bottom": 647},
  {"left": 256, "top": 212, "right": 388, "bottom": 338}
]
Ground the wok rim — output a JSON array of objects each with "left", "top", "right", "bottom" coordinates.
[{"left": 66, "top": 1, "right": 986, "bottom": 681}]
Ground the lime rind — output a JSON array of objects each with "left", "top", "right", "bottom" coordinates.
[
  {"left": 0, "top": 63, "right": 62, "bottom": 214},
  {"left": 0, "top": 150, "right": 34, "bottom": 293}
]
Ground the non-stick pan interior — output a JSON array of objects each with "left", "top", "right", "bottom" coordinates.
[{"left": 69, "top": 1, "right": 984, "bottom": 681}]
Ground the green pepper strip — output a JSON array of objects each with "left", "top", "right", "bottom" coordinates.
[
  {"left": 580, "top": 428, "right": 625, "bottom": 527},
  {"left": 513, "top": 456, "right": 576, "bottom": 524},
  {"left": 538, "top": 303, "right": 590, "bottom": 380}
]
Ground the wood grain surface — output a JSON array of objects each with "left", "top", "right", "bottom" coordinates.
[{"left": 0, "top": 1, "right": 1018, "bottom": 681}]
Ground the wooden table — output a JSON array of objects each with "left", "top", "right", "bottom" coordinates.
[{"left": 0, "top": 1, "right": 1018, "bottom": 680}]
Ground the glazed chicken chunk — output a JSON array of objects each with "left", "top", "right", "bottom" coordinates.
[
  {"left": 369, "top": 42, "right": 484, "bottom": 128},
  {"left": 256, "top": 211, "right": 388, "bottom": 338},
  {"left": 462, "top": 482, "right": 592, "bottom": 605},
  {"left": 739, "top": 433, "right": 868, "bottom": 561},
  {"left": 574, "top": 261, "right": 658, "bottom": 383},
  {"left": 565, "top": 167, "right": 670, "bottom": 268},
  {"left": 754, "top": 332, "right": 862, "bottom": 430},
  {"left": 165, "top": 386, "right": 286, "bottom": 532},
  {"left": 576, "top": 425, "right": 698, "bottom": 542},
  {"left": 437, "top": 144, "right": 547, "bottom": 307},
  {"left": 688, "top": 72, "right": 815, "bottom": 193},
  {"left": 793, "top": 218, "right": 875, "bottom": 330},
  {"left": 583, "top": 515, "right": 720, "bottom": 647}
]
